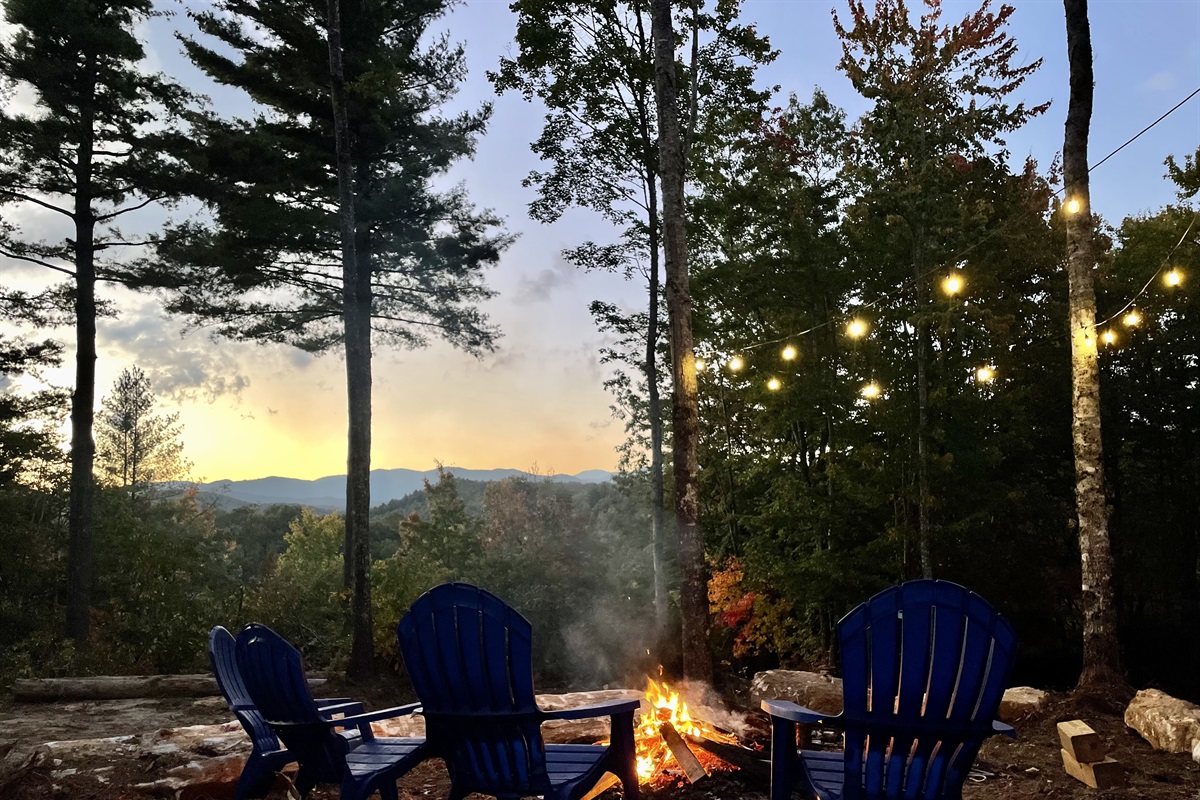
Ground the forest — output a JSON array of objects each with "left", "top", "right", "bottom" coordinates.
[{"left": 1, "top": 0, "right": 1199, "bottom": 718}]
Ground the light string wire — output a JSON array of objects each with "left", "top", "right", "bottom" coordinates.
[{"left": 731, "top": 83, "right": 1200, "bottom": 357}]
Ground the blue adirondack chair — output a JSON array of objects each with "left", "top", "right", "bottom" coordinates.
[
  {"left": 209, "top": 626, "right": 366, "bottom": 800},
  {"left": 396, "top": 582, "right": 640, "bottom": 800},
  {"left": 761, "top": 580, "right": 1018, "bottom": 800},
  {"left": 235, "top": 624, "right": 430, "bottom": 800}
]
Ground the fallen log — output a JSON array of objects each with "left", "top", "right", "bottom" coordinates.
[{"left": 11, "top": 674, "right": 327, "bottom": 702}]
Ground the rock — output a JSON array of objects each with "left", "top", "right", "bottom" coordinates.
[
  {"left": 1192, "top": 737, "right": 1200, "bottom": 764},
  {"left": 1124, "top": 688, "right": 1200, "bottom": 754},
  {"left": 750, "top": 670, "right": 843, "bottom": 715},
  {"left": 999, "top": 686, "right": 1049, "bottom": 722}
]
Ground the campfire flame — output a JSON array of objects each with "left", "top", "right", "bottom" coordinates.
[{"left": 634, "top": 675, "right": 738, "bottom": 782}]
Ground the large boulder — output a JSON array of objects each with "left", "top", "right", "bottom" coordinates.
[
  {"left": 998, "top": 686, "right": 1049, "bottom": 722},
  {"left": 750, "top": 670, "right": 843, "bottom": 715},
  {"left": 1125, "top": 688, "right": 1200, "bottom": 760}
]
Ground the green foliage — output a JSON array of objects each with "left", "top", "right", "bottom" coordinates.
[
  {"left": 92, "top": 489, "right": 236, "bottom": 673},
  {"left": 244, "top": 508, "right": 349, "bottom": 667},
  {"left": 152, "top": 0, "right": 510, "bottom": 353}
]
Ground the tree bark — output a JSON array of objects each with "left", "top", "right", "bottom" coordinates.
[
  {"left": 66, "top": 54, "right": 98, "bottom": 646},
  {"left": 651, "top": 0, "right": 711, "bottom": 683},
  {"left": 647, "top": 191, "right": 668, "bottom": 635},
  {"left": 327, "top": 0, "right": 374, "bottom": 680},
  {"left": 913, "top": 223, "right": 933, "bottom": 579},
  {"left": 1063, "top": 0, "right": 1123, "bottom": 693}
]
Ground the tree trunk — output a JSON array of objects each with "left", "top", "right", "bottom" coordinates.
[
  {"left": 651, "top": 0, "right": 711, "bottom": 684},
  {"left": 327, "top": 0, "right": 374, "bottom": 680},
  {"left": 914, "top": 223, "right": 933, "bottom": 579},
  {"left": 66, "top": 57, "right": 98, "bottom": 646},
  {"left": 647, "top": 190, "right": 668, "bottom": 635},
  {"left": 1063, "top": 0, "right": 1123, "bottom": 693}
]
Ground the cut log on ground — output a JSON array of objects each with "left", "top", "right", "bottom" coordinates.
[
  {"left": 11, "top": 674, "right": 327, "bottom": 702},
  {"left": 1057, "top": 719, "right": 1108, "bottom": 763},
  {"left": 1061, "top": 747, "right": 1123, "bottom": 789}
]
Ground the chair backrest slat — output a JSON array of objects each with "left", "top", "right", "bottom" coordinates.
[
  {"left": 398, "top": 583, "right": 548, "bottom": 795},
  {"left": 837, "top": 580, "right": 1017, "bottom": 800},
  {"left": 208, "top": 626, "right": 280, "bottom": 755},
  {"left": 235, "top": 624, "right": 347, "bottom": 784}
]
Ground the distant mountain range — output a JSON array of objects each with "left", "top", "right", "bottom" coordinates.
[{"left": 189, "top": 467, "right": 613, "bottom": 511}]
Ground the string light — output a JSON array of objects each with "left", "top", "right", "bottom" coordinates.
[
  {"left": 846, "top": 319, "right": 868, "bottom": 339},
  {"left": 767, "top": 377, "right": 781, "bottom": 391},
  {"left": 1064, "top": 197, "right": 1082, "bottom": 215},
  {"left": 781, "top": 344, "right": 798, "bottom": 361},
  {"left": 1123, "top": 310, "right": 1141, "bottom": 327},
  {"left": 1165, "top": 268, "right": 1183, "bottom": 287},
  {"left": 694, "top": 358, "right": 706, "bottom": 372},
  {"left": 942, "top": 273, "right": 963, "bottom": 296},
  {"left": 727, "top": 355, "right": 744, "bottom": 372},
  {"left": 860, "top": 382, "right": 882, "bottom": 400},
  {"left": 1101, "top": 330, "right": 1117, "bottom": 346},
  {"left": 975, "top": 365, "right": 995, "bottom": 383}
]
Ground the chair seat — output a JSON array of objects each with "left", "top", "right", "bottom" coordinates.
[
  {"left": 345, "top": 737, "right": 427, "bottom": 778},
  {"left": 545, "top": 743, "right": 607, "bottom": 781},
  {"left": 799, "top": 751, "right": 847, "bottom": 800}
]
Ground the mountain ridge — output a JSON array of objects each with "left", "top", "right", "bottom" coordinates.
[{"left": 191, "top": 466, "right": 613, "bottom": 510}]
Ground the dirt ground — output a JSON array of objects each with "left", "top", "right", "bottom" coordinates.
[{"left": 2, "top": 689, "right": 1199, "bottom": 799}]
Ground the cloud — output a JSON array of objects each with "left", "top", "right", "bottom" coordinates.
[
  {"left": 514, "top": 252, "right": 576, "bottom": 303},
  {"left": 1141, "top": 71, "right": 1175, "bottom": 93},
  {"left": 97, "top": 301, "right": 252, "bottom": 403}
]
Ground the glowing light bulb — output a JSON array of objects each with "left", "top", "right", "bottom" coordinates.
[
  {"left": 1123, "top": 310, "right": 1141, "bottom": 327},
  {"left": 1064, "top": 197, "right": 1082, "bottom": 215},
  {"left": 860, "top": 382, "right": 881, "bottom": 400},
  {"left": 1083, "top": 335, "right": 1095, "bottom": 349},
  {"left": 781, "top": 344, "right": 798, "bottom": 361},
  {"left": 942, "top": 274, "right": 963, "bottom": 296},
  {"left": 847, "top": 319, "right": 868, "bottom": 339},
  {"left": 1165, "top": 268, "right": 1183, "bottom": 287},
  {"left": 975, "top": 366, "right": 995, "bottom": 383},
  {"left": 767, "top": 377, "right": 781, "bottom": 391},
  {"left": 694, "top": 358, "right": 706, "bottom": 372},
  {"left": 728, "top": 355, "right": 744, "bottom": 372},
  {"left": 1101, "top": 330, "right": 1116, "bottom": 346}
]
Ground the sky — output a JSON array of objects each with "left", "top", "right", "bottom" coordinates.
[{"left": 2, "top": 0, "right": 1198, "bottom": 482}]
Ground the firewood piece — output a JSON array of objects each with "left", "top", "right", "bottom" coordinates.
[
  {"left": 1057, "top": 719, "right": 1108, "bottom": 763},
  {"left": 11, "top": 674, "right": 327, "bottom": 702},
  {"left": 660, "top": 722, "right": 708, "bottom": 782},
  {"left": 579, "top": 772, "right": 620, "bottom": 800},
  {"left": 1061, "top": 748, "right": 1123, "bottom": 789},
  {"left": 687, "top": 734, "right": 769, "bottom": 780}
]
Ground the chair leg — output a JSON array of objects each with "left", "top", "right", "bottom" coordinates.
[
  {"left": 233, "top": 755, "right": 276, "bottom": 800},
  {"left": 610, "top": 710, "right": 639, "bottom": 800},
  {"left": 769, "top": 716, "right": 801, "bottom": 800}
]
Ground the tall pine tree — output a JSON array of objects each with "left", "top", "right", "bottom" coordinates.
[
  {"left": 155, "top": 0, "right": 510, "bottom": 677},
  {"left": 0, "top": 0, "right": 191, "bottom": 643}
]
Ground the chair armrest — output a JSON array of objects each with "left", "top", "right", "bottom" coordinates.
[
  {"left": 319, "top": 701, "right": 365, "bottom": 717},
  {"left": 316, "top": 697, "right": 354, "bottom": 706},
  {"left": 543, "top": 699, "right": 642, "bottom": 721},
  {"left": 331, "top": 702, "right": 423, "bottom": 728},
  {"left": 761, "top": 699, "right": 843, "bottom": 727},
  {"left": 992, "top": 719, "right": 1016, "bottom": 739}
]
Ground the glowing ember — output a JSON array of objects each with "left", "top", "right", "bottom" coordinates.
[{"left": 634, "top": 674, "right": 739, "bottom": 783}]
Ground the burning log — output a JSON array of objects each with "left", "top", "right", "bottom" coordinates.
[
  {"left": 686, "top": 732, "right": 769, "bottom": 781},
  {"left": 659, "top": 721, "right": 708, "bottom": 782}
]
